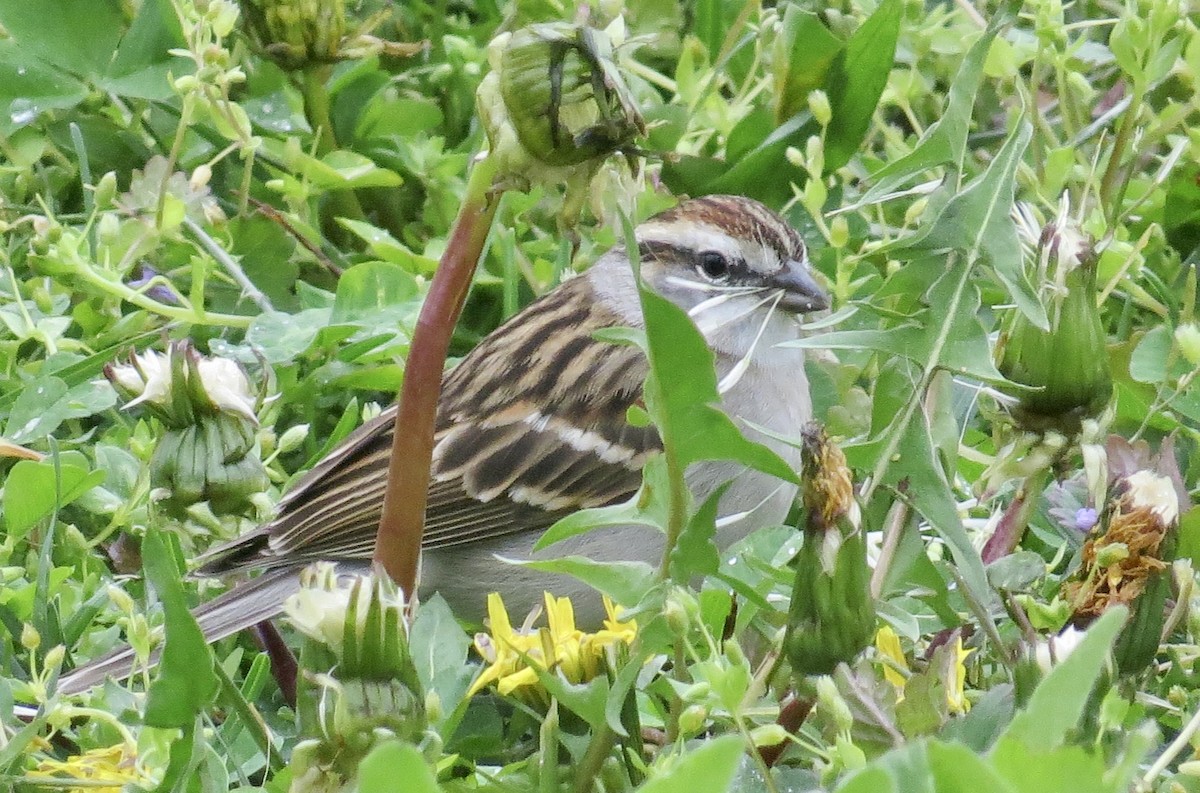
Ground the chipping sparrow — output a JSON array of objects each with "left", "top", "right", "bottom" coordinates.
[{"left": 60, "top": 194, "right": 828, "bottom": 693}]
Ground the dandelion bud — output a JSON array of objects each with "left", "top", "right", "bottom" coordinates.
[
  {"left": 997, "top": 198, "right": 1112, "bottom": 432},
  {"left": 242, "top": 0, "right": 346, "bottom": 69},
  {"left": 106, "top": 341, "right": 268, "bottom": 511},
  {"left": 785, "top": 425, "right": 875, "bottom": 677},
  {"left": 477, "top": 21, "right": 643, "bottom": 187},
  {"left": 21, "top": 623, "right": 40, "bottom": 651},
  {"left": 277, "top": 424, "right": 310, "bottom": 454}
]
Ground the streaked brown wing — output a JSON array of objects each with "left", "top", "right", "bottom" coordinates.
[{"left": 194, "top": 276, "right": 659, "bottom": 575}]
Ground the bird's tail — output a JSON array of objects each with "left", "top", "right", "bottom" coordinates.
[{"left": 57, "top": 568, "right": 302, "bottom": 696}]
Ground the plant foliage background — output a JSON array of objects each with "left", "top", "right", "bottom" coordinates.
[{"left": 1, "top": 0, "right": 1199, "bottom": 791}]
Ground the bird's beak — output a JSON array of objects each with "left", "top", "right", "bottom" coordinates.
[{"left": 770, "top": 259, "right": 829, "bottom": 313}]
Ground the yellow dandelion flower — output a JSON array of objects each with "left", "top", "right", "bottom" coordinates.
[
  {"left": 874, "top": 625, "right": 908, "bottom": 694},
  {"left": 30, "top": 743, "right": 155, "bottom": 793},
  {"left": 468, "top": 591, "right": 637, "bottom": 705}
]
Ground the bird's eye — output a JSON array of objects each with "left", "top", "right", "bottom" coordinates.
[{"left": 697, "top": 251, "right": 730, "bottom": 281}]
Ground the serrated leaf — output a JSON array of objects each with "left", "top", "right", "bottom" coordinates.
[{"left": 857, "top": 17, "right": 1009, "bottom": 206}]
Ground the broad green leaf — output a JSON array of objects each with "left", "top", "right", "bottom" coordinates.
[
  {"left": 359, "top": 741, "right": 440, "bottom": 793},
  {"left": 999, "top": 606, "right": 1125, "bottom": 750},
  {"left": 773, "top": 7, "right": 843, "bottom": 122},
  {"left": 245, "top": 308, "right": 330, "bottom": 364},
  {"left": 834, "top": 741, "right": 933, "bottom": 793},
  {"left": 98, "top": 0, "right": 188, "bottom": 99},
  {"left": 0, "top": 0, "right": 124, "bottom": 78},
  {"left": 0, "top": 45, "right": 88, "bottom": 132},
  {"left": 409, "top": 594, "right": 473, "bottom": 728},
  {"left": 989, "top": 740, "right": 1113, "bottom": 793},
  {"left": 836, "top": 767, "right": 898, "bottom": 793},
  {"left": 5, "top": 375, "right": 117, "bottom": 443},
  {"left": 142, "top": 531, "right": 217, "bottom": 728},
  {"left": 508, "top": 557, "right": 657, "bottom": 606},
  {"left": 534, "top": 669, "right": 612, "bottom": 734},
  {"left": 1129, "top": 325, "right": 1189, "bottom": 383},
  {"left": 635, "top": 735, "right": 744, "bottom": 793},
  {"left": 823, "top": 0, "right": 902, "bottom": 170},
  {"left": 927, "top": 741, "right": 1018, "bottom": 793},
  {"left": 331, "top": 261, "right": 420, "bottom": 323},
  {"left": 3, "top": 459, "right": 105, "bottom": 537}
]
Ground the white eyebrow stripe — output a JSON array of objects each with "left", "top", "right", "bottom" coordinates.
[{"left": 637, "top": 223, "right": 743, "bottom": 259}]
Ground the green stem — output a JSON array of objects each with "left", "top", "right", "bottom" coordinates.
[
  {"left": 1098, "top": 82, "right": 1144, "bottom": 221},
  {"left": 373, "top": 154, "right": 501, "bottom": 596},
  {"left": 300, "top": 65, "right": 368, "bottom": 227},
  {"left": 71, "top": 263, "right": 253, "bottom": 328},
  {"left": 212, "top": 656, "right": 283, "bottom": 774},
  {"left": 573, "top": 722, "right": 616, "bottom": 793}
]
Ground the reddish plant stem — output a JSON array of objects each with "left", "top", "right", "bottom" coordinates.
[
  {"left": 373, "top": 156, "right": 500, "bottom": 597},
  {"left": 757, "top": 693, "right": 814, "bottom": 768}
]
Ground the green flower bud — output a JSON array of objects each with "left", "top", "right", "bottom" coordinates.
[
  {"left": 242, "top": 0, "right": 346, "bottom": 69},
  {"left": 808, "top": 89, "right": 832, "bottom": 128},
  {"left": 678, "top": 704, "right": 709, "bottom": 736},
  {"left": 93, "top": 171, "right": 118, "bottom": 209},
  {"left": 1175, "top": 323, "right": 1200, "bottom": 367},
  {"left": 997, "top": 200, "right": 1112, "bottom": 432}
]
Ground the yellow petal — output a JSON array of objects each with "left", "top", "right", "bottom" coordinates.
[{"left": 874, "top": 625, "right": 909, "bottom": 692}]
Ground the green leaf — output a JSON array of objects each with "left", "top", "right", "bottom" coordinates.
[
  {"left": 998, "top": 606, "right": 1125, "bottom": 750},
  {"left": 331, "top": 261, "right": 421, "bottom": 324},
  {"left": 989, "top": 740, "right": 1112, "bottom": 793},
  {"left": 856, "top": 19, "right": 1007, "bottom": 206},
  {"left": 508, "top": 557, "right": 657, "bottom": 606},
  {"left": 823, "top": 0, "right": 902, "bottom": 170},
  {"left": 3, "top": 459, "right": 105, "bottom": 537},
  {"left": 409, "top": 594, "right": 473, "bottom": 728},
  {"left": 773, "top": 7, "right": 843, "bottom": 122},
  {"left": 0, "top": 0, "right": 124, "bottom": 78},
  {"left": 635, "top": 735, "right": 744, "bottom": 793},
  {"left": 5, "top": 375, "right": 117, "bottom": 443},
  {"left": 0, "top": 44, "right": 88, "bottom": 132},
  {"left": 359, "top": 741, "right": 440, "bottom": 793},
  {"left": 669, "top": 483, "right": 726, "bottom": 580},
  {"left": 142, "top": 531, "right": 217, "bottom": 729},
  {"left": 337, "top": 220, "right": 439, "bottom": 275},
  {"left": 98, "top": 0, "right": 189, "bottom": 99},
  {"left": 927, "top": 741, "right": 1019, "bottom": 793},
  {"left": 896, "top": 120, "right": 1043, "bottom": 327}
]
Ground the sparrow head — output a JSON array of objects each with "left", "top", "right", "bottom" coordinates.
[
  {"left": 588, "top": 195, "right": 829, "bottom": 359},
  {"left": 636, "top": 194, "right": 828, "bottom": 316}
]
